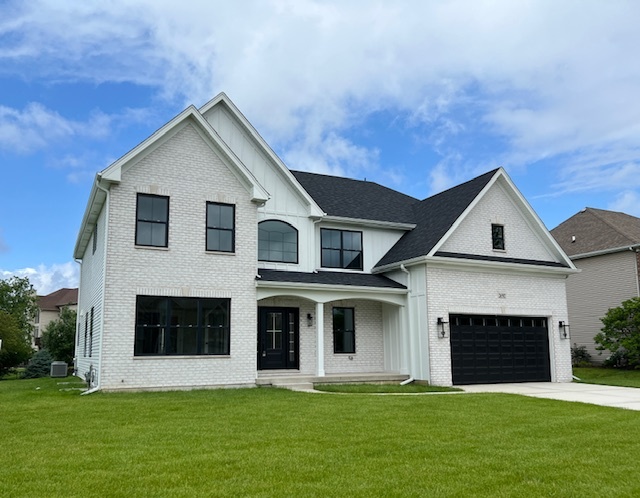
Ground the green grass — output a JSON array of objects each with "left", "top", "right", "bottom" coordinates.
[
  {"left": 314, "top": 382, "right": 461, "bottom": 393},
  {"left": 2, "top": 377, "right": 640, "bottom": 497},
  {"left": 574, "top": 366, "right": 640, "bottom": 388}
]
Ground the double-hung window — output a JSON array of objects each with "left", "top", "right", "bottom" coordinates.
[
  {"left": 333, "top": 307, "right": 355, "bottom": 354},
  {"left": 136, "top": 194, "right": 169, "bottom": 247},
  {"left": 206, "top": 202, "right": 235, "bottom": 252},
  {"left": 321, "top": 229, "right": 363, "bottom": 270},
  {"left": 135, "top": 296, "right": 231, "bottom": 356}
]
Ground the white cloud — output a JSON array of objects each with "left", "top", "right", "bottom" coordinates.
[
  {"left": 608, "top": 190, "right": 640, "bottom": 218},
  {"left": 1, "top": 262, "right": 79, "bottom": 295}
]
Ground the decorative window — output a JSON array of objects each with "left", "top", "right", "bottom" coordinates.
[
  {"left": 206, "top": 202, "right": 235, "bottom": 252},
  {"left": 333, "top": 307, "right": 355, "bottom": 354},
  {"left": 321, "top": 229, "right": 363, "bottom": 270},
  {"left": 258, "top": 220, "right": 298, "bottom": 263},
  {"left": 136, "top": 194, "right": 169, "bottom": 247},
  {"left": 492, "top": 224, "right": 505, "bottom": 250},
  {"left": 134, "top": 296, "right": 231, "bottom": 356}
]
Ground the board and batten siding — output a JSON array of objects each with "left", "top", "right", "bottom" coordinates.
[{"left": 567, "top": 250, "right": 640, "bottom": 362}]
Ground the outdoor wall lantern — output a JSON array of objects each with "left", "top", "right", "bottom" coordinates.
[
  {"left": 558, "top": 321, "right": 570, "bottom": 339},
  {"left": 437, "top": 317, "right": 449, "bottom": 338},
  {"left": 307, "top": 313, "right": 313, "bottom": 327}
]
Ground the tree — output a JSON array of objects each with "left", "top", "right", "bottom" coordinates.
[
  {"left": 595, "top": 297, "right": 640, "bottom": 368},
  {"left": 0, "top": 276, "right": 38, "bottom": 340},
  {"left": 0, "top": 311, "right": 33, "bottom": 376},
  {"left": 42, "top": 307, "right": 76, "bottom": 364}
]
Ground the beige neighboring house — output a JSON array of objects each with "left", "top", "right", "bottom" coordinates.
[
  {"left": 34, "top": 288, "right": 78, "bottom": 348},
  {"left": 551, "top": 208, "right": 640, "bottom": 362}
]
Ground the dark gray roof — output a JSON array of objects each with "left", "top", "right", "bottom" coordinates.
[
  {"left": 291, "top": 170, "right": 418, "bottom": 224},
  {"left": 258, "top": 269, "right": 406, "bottom": 289},
  {"left": 434, "top": 252, "right": 569, "bottom": 268},
  {"left": 551, "top": 207, "right": 640, "bottom": 257},
  {"left": 375, "top": 169, "right": 498, "bottom": 267}
]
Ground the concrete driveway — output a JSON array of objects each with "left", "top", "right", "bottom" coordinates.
[{"left": 459, "top": 382, "right": 640, "bottom": 411}]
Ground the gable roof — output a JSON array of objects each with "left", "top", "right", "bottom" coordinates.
[
  {"left": 375, "top": 169, "right": 498, "bottom": 268},
  {"left": 291, "top": 170, "right": 418, "bottom": 225},
  {"left": 551, "top": 207, "right": 640, "bottom": 258},
  {"left": 38, "top": 288, "right": 78, "bottom": 311}
]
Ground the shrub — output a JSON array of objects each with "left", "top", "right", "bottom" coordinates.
[
  {"left": 595, "top": 297, "right": 640, "bottom": 368},
  {"left": 23, "top": 349, "right": 53, "bottom": 379},
  {"left": 571, "top": 343, "right": 592, "bottom": 367}
]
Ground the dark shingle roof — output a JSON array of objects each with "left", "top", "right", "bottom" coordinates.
[
  {"left": 291, "top": 170, "right": 418, "bottom": 224},
  {"left": 258, "top": 269, "right": 406, "bottom": 289},
  {"left": 551, "top": 208, "right": 640, "bottom": 257},
  {"left": 434, "top": 251, "right": 568, "bottom": 268},
  {"left": 375, "top": 169, "right": 498, "bottom": 267},
  {"left": 37, "top": 288, "right": 78, "bottom": 311}
]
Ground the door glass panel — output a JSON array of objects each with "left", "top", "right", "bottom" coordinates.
[
  {"left": 267, "top": 312, "right": 283, "bottom": 350},
  {"left": 288, "top": 312, "right": 296, "bottom": 363}
]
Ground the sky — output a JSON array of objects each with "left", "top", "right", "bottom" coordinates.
[{"left": 1, "top": 0, "right": 640, "bottom": 294}]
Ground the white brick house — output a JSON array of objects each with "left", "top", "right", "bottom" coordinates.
[{"left": 74, "top": 93, "right": 576, "bottom": 391}]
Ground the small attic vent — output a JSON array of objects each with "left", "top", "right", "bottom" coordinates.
[
  {"left": 50, "top": 361, "right": 68, "bottom": 378},
  {"left": 571, "top": 236, "right": 576, "bottom": 243}
]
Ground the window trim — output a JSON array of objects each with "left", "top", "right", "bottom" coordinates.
[
  {"left": 258, "top": 220, "right": 299, "bottom": 264},
  {"left": 206, "top": 202, "right": 235, "bottom": 253},
  {"left": 135, "top": 193, "right": 170, "bottom": 248},
  {"left": 491, "top": 223, "right": 505, "bottom": 251},
  {"left": 320, "top": 228, "right": 363, "bottom": 270},
  {"left": 332, "top": 307, "right": 356, "bottom": 354}
]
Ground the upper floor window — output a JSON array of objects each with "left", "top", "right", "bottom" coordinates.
[
  {"left": 321, "top": 228, "right": 363, "bottom": 270},
  {"left": 206, "top": 202, "right": 235, "bottom": 252},
  {"left": 492, "top": 224, "right": 505, "bottom": 250},
  {"left": 136, "top": 194, "right": 169, "bottom": 247},
  {"left": 258, "top": 220, "right": 298, "bottom": 263}
]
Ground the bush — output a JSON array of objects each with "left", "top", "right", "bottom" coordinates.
[
  {"left": 595, "top": 297, "right": 640, "bottom": 368},
  {"left": 571, "top": 343, "right": 592, "bottom": 367},
  {"left": 23, "top": 349, "right": 53, "bottom": 379}
]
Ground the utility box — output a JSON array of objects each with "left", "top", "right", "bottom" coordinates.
[{"left": 50, "top": 361, "right": 68, "bottom": 378}]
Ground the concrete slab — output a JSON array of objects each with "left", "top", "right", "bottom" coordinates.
[{"left": 459, "top": 382, "right": 640, "bottom": 411}]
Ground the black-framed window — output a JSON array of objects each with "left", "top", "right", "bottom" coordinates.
[
  {"left": 492, "top": 224, "right": 505, "bottom": 250},
  {"left": 92, "top": 225, "right": 97, "bottom": 255},
  {"left": 83, "top": 312, "right": 88, "bottom": 357},
  {"left": 136, "top": 194, "right": 169, "bottom": 247},
  {"left": 206, "top": 202, "right": 235, "bottom": 252},
  {"left": 258, "top": 220, "right": 298, "bottom": 263},
  {"left": 333, "top": 307, "right": 355, "bottom": 354},
  {"left": 89, "top": 307, "right": 94, "bottom": 357},
  {"left": 321, "top": 229, "right": 363, "bottom": 270},
  {"left": 134, "top": 296, "right": 231, "bottom": 356}
]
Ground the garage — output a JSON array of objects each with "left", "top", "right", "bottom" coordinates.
[{"left": 449, "top": 314, "right": 551, "bottom": 385}]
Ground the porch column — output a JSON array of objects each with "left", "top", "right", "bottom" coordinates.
[{"left": 316, "top": 302, "right": 325, "bottom": 377}]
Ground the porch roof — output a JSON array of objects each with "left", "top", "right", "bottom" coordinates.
[{"left": 257, "top": 269, "right": 406, "bottom": 290}]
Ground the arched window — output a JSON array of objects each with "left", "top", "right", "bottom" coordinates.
[{"left": 258, "top": 220, "right": 298, "bottom": 263}]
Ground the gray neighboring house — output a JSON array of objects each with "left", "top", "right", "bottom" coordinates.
[
  {"left": 35, "top": 288, "right": 79, "bottom": 348},
  {"left": 551, "top": 208, "right": 640, "bottom": 362}
]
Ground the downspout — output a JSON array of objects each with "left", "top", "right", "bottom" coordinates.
[
  {"left": 82, "top": 177, "right": 109, "bottom": 395},
  {"left": 400, "top": 264, "right": 412, "bottom": 377}
]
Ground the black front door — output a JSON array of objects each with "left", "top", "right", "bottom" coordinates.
[{"left": 258, "top": 307, "right": 299, "bottom": 370}]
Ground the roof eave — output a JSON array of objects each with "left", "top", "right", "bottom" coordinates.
[
  {"left": 569, "top": 244, "right": 640, "bottom": 260},
  {"left": 321, "top": 216, "right": 416, "bottom": 230},
  {"left": 255, "top": 279, "right": 408, "bottom": 294}
]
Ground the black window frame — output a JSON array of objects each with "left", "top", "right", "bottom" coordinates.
[
  {"left": 135, "top": 193, "right": 170, "bottom": 248},
  {"left": 492, "top": 224, "right": 505, "bottom": 250},
  {"left": 258, "top": 220, "right": 299, "bottom": 263},
  {"left": 92, "top": 225, "right": 97, "bottom": 255},
  {"left": 321, "top": 228, "right": 363, "bottom": 270},
  {"left": 83, "top": 312, "right": 88, "bottom": 357},
  {"left": 333, "top": 307, "right": 355, "bottom": 354},
  {"left": 206, "top": 202, "right": 235, "bottom": 253},
  {"left": 89, "top": 307, "right": 94, "bottom": 357},
  {"left": 134, "top": 295, "right": 231, "bottom": 356}
]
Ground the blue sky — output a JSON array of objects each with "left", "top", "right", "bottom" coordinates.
[{"left": 1, "top": 0, "right": 640, "bottom": 294}]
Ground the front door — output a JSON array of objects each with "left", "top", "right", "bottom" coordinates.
[{"left": 258, "top": 307, "right": 299, "bottom": 370}]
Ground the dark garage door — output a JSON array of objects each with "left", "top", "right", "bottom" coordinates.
[{"left": 450, "top": 314, "right": 551, "bottom": 385}]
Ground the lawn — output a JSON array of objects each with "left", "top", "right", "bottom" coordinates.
[
  {"left": 574, "top": 366, "right": 640, "bottom": 388},
  {"left": 314, "top": 383, "right": 460, "bottom": 393},
  {"left": 2, "top": 377, "right": 640, "bottom": 497}
]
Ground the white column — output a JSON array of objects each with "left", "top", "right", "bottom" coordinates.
[{"left": 316, "top": 302, "right": 325, "bottom": 377}]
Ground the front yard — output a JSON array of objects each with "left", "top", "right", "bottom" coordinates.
[
  {"left": 2, "top": 377, "right": 640, "bottom": 497},
  {"left": 574, "top": 366, "right": 640, "bottom": 388}
]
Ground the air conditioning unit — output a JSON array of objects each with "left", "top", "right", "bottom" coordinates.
[{"left": 50, "top": 361, "right": 68, "bottom": 378}]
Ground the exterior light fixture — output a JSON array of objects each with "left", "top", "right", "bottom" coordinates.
[
  {"left": 558, "top": 321, "right": 570, "bottom": 339},
  {"left": 307, "top": 313, "right": 313, "bottom": 327},
  {"left": 437, "top": 317, "right": 449, "bottom": 338}
]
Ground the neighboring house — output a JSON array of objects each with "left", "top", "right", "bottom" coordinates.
[
  {"left": 551, "top": 208, "right": 640, "bottom": 362},
  {"left": 73, "top": 93, "right": 576, "bottom": 392},
  {"left": 35, "top": 288, "right": 78, "bottom": 348}
]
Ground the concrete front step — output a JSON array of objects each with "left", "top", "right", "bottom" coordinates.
[{"left": 256, "top": 372, "right": 410, "bottom": 388}]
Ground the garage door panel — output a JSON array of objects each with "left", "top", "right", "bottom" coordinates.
[{"left": 450, "top": 314, "right": 551, "bottom": 385}]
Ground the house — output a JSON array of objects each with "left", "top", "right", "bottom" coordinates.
[
  {"left": 73, "top": 93, "right": 576, "bottom": 391},
  {"left": 550, "top": 208, "right": 640, "bottom": 362},
  {"left": 34, "top": 288, "right": 78, "bottom": 348}
]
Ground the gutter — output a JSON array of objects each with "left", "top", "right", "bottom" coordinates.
[{"left": 569, "top": 244, "right": 640, "bottom": 261}]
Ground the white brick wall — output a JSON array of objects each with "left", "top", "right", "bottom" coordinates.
[
  {"left": 425, "top": 265, "right": 573, "bottom": 385},
  {"left": 99, "top": 123, "right": 259, "bottom": 390}
]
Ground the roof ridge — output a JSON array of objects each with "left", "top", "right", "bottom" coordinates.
[
  {"left": 586, "top": 207, "right": 639, "bottom": 243},
  {"left": 418, "top": 168, "right": 499, "bottom": 203}
]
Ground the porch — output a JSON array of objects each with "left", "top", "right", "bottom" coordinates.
[{"left": 256, "top": 371, "right": 411, "bottom": 391}]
